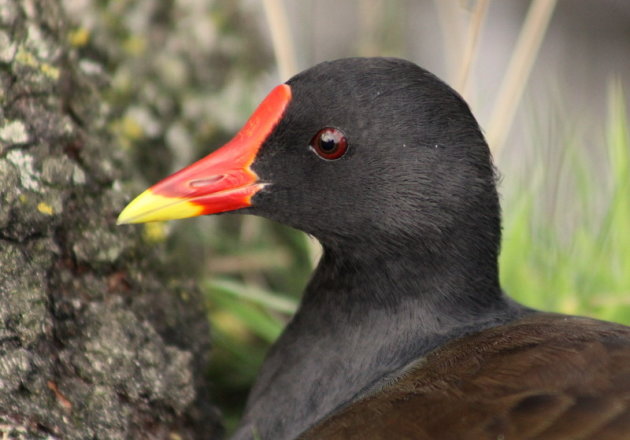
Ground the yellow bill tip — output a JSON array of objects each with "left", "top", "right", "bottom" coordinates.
[{"left": 117, "top": 189, "right": 205, "bottom": 225}]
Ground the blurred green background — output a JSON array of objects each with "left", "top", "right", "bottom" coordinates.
[{"left": 66, "top": 0, "right": 630, "bottom": 432}]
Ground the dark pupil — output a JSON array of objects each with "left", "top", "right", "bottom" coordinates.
[{"left": 319, "top": 132, "right": 337, "bottom": 152}]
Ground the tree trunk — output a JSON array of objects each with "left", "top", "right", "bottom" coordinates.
[{"left": 0, "top": 1, "right": 229, "bottom": 438}]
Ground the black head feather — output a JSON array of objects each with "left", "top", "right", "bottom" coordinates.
[{"left": 250, "top": 57, "right": 500, "bottom": 266}]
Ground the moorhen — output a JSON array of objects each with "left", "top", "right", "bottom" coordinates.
[{"left": 118, "top": 58, "right": 630, "bottom": 440}]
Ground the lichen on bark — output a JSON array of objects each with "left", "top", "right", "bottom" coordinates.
[{"left": 0, "top": 1, "right": 222, "bottom": 438}]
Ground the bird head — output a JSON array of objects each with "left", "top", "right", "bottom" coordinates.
[{"left": 118, "top": 58, "right": 499, "bottom": 255}]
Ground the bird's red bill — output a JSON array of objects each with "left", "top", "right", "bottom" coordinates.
[{"left": 117, "top": 84, "right": 292, "bottom": 224}]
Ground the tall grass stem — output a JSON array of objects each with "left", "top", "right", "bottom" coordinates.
[
  {"left": 486, "top": 0, "right": 557, "bottom": 156},
  {"left": 455, "top": 0, "right": 490, "bottom": 101},
  {"left": 262, "top": 0, "right": 298, "bottom": 80}
]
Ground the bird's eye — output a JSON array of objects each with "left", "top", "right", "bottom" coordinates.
[{"left": 310, "top": 127, "right": 348, "bottom": 160}]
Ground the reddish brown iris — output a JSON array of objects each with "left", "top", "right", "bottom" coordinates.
[{"left": 310, "top": 127, "right": 348, "bottom": 160}]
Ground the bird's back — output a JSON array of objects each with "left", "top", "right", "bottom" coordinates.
[{"left": 300, "top": 313, "right": 630, "bottom": 440}]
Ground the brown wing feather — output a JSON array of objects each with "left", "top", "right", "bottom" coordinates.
[{"left": 299, "top": 313, "right": 630, "bottom": 440}]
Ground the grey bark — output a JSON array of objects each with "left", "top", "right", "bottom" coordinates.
[{"left": 0, "top": 1, "right": 231, "bottom": 438}]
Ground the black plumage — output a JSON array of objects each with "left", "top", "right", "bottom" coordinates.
[{"left": 232, "top": 58, "right": 528, "bottom": 439}]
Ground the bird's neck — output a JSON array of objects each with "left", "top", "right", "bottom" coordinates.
[
  {"left": 233, "top": 243, "right": 525, "bottom": 440},
  {"left": 305, "top": 242, "right": 505, "bottom": 314}
]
